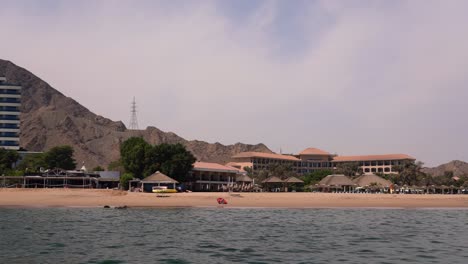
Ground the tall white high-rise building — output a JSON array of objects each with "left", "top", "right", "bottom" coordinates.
[{"left": 0, "top": 77, "right": 21, "bottom": 150}]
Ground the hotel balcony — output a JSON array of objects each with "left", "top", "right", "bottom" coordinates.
[
  {"left": 0, "top": 102, "right": 21, "bottom": 107},
  {"left": 0, "top": 128, "right": 20, "bottom": 133},
  {"left": 0, "top": 136, "right": 19, "bottom": 141},
  {"left": 0, "top": 119, "right": 20, "bottom": 124},
  {"left": 0, "top": 94, "right": 21, "bottom": 99}
]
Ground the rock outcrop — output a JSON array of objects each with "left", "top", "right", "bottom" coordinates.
[{"left": 0, "top": 59, "right": 272, "bottom": 168}]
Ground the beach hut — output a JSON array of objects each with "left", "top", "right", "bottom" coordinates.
[
  {"left": 234, "top": 174, "right": 254, "bottom": 192},
  {"left": 140, "top": 171, "right": 178, "bottom": 193},
  {"left": 262, "top": 176, "right": 284, "bottom": 192},
  {"left": 353, "top": 174, "right": 392, "bottom": 193},
  {"left": 236, "top": 174, "right": 253, "bottom": 183},
  {"left": 284, "top": 176, "right": 304, "bottom": 192},
  {"left": 317, "top": 174, "right": 356, "bottom": 192}
]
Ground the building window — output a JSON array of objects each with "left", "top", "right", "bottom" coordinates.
[{"left": 364, "top": 168, "right": 370, "bottom": 173}]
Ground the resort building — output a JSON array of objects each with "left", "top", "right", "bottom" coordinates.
[
  {"left": 333, "top": 154, "right": 415, "bottom": 174},
  {"left": 0, "top": 77, "right": 21, "bottom": 150},
  {"left": 186, "top": 161, "right": 252, "bottom": 191},
  {"left": 230, "top": 147, "right": 415, "bottom": 175}
]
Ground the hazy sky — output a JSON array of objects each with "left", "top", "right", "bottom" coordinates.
[{"left": 1, "top": 0, "right": 468, "bottom": 166}]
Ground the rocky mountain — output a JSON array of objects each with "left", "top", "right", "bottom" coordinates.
[
  {"left": 422, "top": 160, "right": 468, "bottom": 177},
  {"left": 0, "top": 59, "right": 272, "bottom": 169}
]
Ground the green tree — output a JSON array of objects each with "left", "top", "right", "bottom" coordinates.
[
  {"left": 0, "top": 148, "right": 20, "bottom": 175},
  {"left": 246, "top": 163, "right": 299, "bottom": 183},
  {"left": 302, "top": 169, "right": 333, "bottom": 185},
  {"left": 335, "top": 162, "right": 362, "bottom": 178},
  {"left": 44, "top": 146, "right": 77, "bottom": 170},
  {"left": 120, "top": 172, "right": 134, "bottom": 190},
  {"left": 92, "top": 166, "right": 105, "bottom": 171},
  {"left": 120, "top": 137, "right": 153, "bottom": 178},
  {"left": 108, "top": 160, "right": 125, "bottom": 174},
  {"left": 119, "top": 138, "right": 196, "bottom": 181},
  {"left": 393, "top": 160, "right": 425, "bottom": 186},
  {"left": 150, "top": 143, "right": 196, "bottom": 182},
  {"left": 269, "top": 163, "right": 297, "bottom": 179},
  {"left": 16, "top": 153, "right": 46, "bottom": 174}
]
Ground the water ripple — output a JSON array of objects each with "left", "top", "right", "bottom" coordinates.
[{"left": 0, "top": 208, "right": 467, "bottom": 263}]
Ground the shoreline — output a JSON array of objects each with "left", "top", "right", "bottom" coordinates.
[
  {"left": 2, "top": 205, "right": 468, "bottom": 210},
  {"left": 1, "top": 189, "right": 468, "bottom": 209}
]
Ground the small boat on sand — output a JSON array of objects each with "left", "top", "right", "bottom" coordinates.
[{"left": 152, "top": 186, "right": 177, "bottom": 193}]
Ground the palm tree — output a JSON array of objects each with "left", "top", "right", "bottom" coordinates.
[{"left": 335, "top": 162, "right": 362, "bottom": 178}]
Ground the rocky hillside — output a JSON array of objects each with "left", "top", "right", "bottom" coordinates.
[
  {"left": 422, "top": 160, "right": 468, "bottom": 177},
  {"left": 0, "top": 59, "right": 272, "bottom": 169}
]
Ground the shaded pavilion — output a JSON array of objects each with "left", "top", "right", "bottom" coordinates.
[
  {"left": 262, "top": 176, "right": 284, "bottom": 192},
  {"left": 236, "top": 174, "right": 253, "bottom": 183},
  {"left": 284, "top": 176, "right": 304, "bottom": 192},
  {"left": 139, "top": 171, "right": 178, "bottom": 192},
  {"left": 316, "top": 174, "right": 356, "bottom": 192},
  {"left": 353, "top": 174, "right": 392, "bottom": 192}
]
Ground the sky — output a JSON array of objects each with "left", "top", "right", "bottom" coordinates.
[{"left": 1, "top": 0, "right": 468, "bottom": 166}]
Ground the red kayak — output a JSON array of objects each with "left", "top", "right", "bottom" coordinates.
[{"left": 217, "top": 197, "right": 228, "bottom": 204}]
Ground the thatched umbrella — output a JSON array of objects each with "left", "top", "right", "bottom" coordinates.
[
  {"left": 353, "top": 174, "right": 392, "bottom": 187},
  {"left": 318, "top": 174, "right": 356, "bottom": 192},
  {"left": 284, "top": 176, "right": 304, "bottom": 192},
  {"left": 236, "top": 174, "right": 253, "bottom": 183},
  {"left": 235, "top": 175, "right": 253, "bottom": 191},
  {"left": 262, "top": 176, "right": 284, "bottom": 192},
  {"left": 440, "top": 185, "right": 448, "bottom": 194},
  {"left": 140, "top": 171, "right": 178, "bottom": 192}
]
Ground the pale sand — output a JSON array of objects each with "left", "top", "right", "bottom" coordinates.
[{"left": 1, "top": 189, "right": 468, "bottom": 209}]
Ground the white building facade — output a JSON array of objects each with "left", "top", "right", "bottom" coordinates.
[{"left": 0, "top": 77, "right": 21, "bottom": 150}]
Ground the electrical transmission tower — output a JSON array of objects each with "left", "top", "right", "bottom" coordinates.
[{"left": 129, "top": 97, "right": 139, "bottom": 130}]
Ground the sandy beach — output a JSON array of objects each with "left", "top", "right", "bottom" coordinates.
[{"left": 1, "top": 189, "right": 468, "bottom": 208}]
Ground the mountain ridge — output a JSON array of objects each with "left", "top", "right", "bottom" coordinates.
[
  {"left": 0, "top": 59, "right": 272, "bottom": 168},
  {"left": 422, "top": 160, "right": 468, "bottom": 177}
]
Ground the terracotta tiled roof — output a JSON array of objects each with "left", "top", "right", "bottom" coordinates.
[
  {"left": 232, "top": 152, "right": 300, "bottom": 161},
  {"left": 333, "top": 154, "right": 415, "bottom": 162},
  {"left": 193, "top": 161, "right": 239, "bottom": 173},
  {"left": 298, "top": 148, "right": 331, "bottom": 156},
  {"left": 225, "top": 162, "right": 248, "bottom": 172}
]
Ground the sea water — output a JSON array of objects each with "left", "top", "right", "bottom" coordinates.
[{"left": 0, "top": 208, "right": 467, "bottom": 263}]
